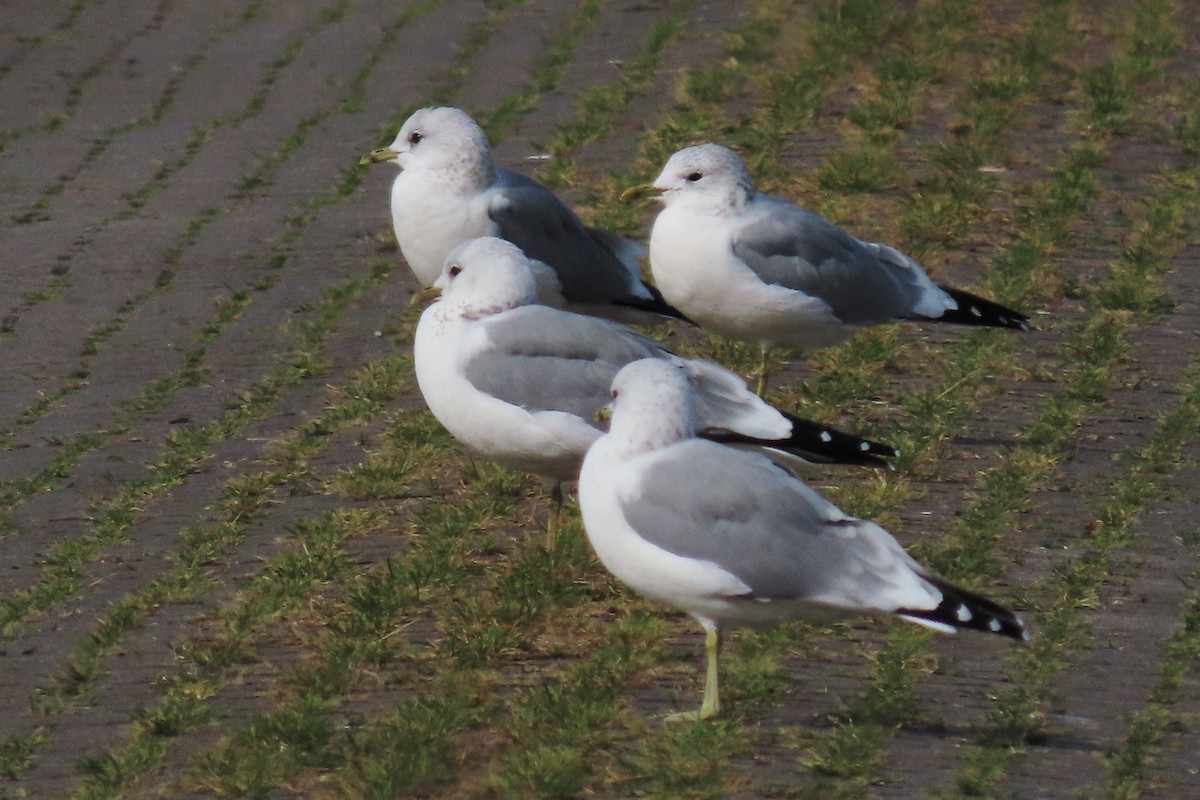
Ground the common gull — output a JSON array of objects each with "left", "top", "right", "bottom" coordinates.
[
  {"left": 578, "top": 358, "right": 1028, "bottom": 719},
  {"left": 413, "top": 238, "right": 897, "bottom": 507},
  {"left": 632, "top": 144, "right": 1029, "bottom": 392},
  {"left": 363, "top": 106, "right": 686, "bottom": 324}
]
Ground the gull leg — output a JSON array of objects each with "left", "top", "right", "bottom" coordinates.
[
  {"left": 665, "top": 622, "right": 721, "bottom": 722},
  {"left": 698, "top": 623, "right": 721, "bottom": 719},
  {"left": 755, "top": 344, "right": 771, "bottom": 397},
  {"left": 546, "top": 480, "right": 564, "bottom": 549}
]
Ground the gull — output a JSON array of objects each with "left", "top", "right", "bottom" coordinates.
[
  {"left": 362, "top": 106, "right": 687, "bottom": 324},
  {"left": 413, "top": 237, "right": 898, "bottom": 536},
  {"left": 578, "top": 358, "right": 1029, "bottom": 720},
  {"left": 632, "top": 143, "right": 1030, "bottom": 392}
]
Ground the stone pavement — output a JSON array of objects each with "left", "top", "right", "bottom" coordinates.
[{"left": 2, "top": 1, "right": 1200, "bottom": 797}]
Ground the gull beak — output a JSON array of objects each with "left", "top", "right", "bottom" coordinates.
[
  {"left": 593, "top": 404, "right": 612, "bottom": 423},
  {"left": 619, "top": 184, "right": 663, "bottom": 203},
  {"left": 360, "top": 147, "right": 399, "bottom": 166},
  {"left": 410, "top": 286, "right": 442, "bottom": 307}
]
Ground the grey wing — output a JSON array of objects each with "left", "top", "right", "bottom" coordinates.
[
  {"left": 463, "top": 306, "right": 669, "bottom": 420},
  {"left": 685, "top": 358, "right": 791, "bottom": 440},
  {"left": 489, "top": 169, "right": 645, "bottom": 304},
  {"left": 622, "top": 441, "right": 926, "bottom": 606},
  {"left": 731, "top": 198, "right": 921, "bottom": 323}
]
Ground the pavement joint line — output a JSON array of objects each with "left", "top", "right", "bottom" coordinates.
[
  {"left": 0, "top": 0, "right": 411, "bottom": 440},
  {"left": 0, "top": 0, "right": 619, "bottom": 786},
  {"left": 16, "top": 0, "right": 748, "bottom": 791},
  {"left": 0, "top": 0, "right": 175, "bottom": 154},
  {"left": 5, "top": 0, "right": 269, "bottom": 229},
  {"left": 87, "top": 3, "right": 729, "bottom": 791},
  {"left": 2, "top": 1, "right": 1200, "bottom": 796},
  {"left": 0, "top": 356, "right": 413, "bottom": 785},
  {"left": 580, "top": 1, "right": 1190, "bottom": 796}
]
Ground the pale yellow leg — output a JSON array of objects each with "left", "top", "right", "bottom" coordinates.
[
  {"left": 665, "top": 623, "right": 721, "bottom": 722},
  {"left": 755, "top": 345, "right": 771, "bottom": 397},
  {"left": 698, "top": 624, "right": 721, "bottom": 719},
  {"left": 546, "top": 481, "right": 564, "bottom": 550}
]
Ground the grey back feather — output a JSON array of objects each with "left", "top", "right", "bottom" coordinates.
[
  {"left": 489, "top": 168, "right": 644, "bottom": 302},
  {"left": 463, "top": 305, "right": 667, "bottom": 420},
  {"left": 732, "top": 197, "right": 931, "bottom": 323},
  {"left": 621, "top": 441, "right": 923, "bottom": 604}
]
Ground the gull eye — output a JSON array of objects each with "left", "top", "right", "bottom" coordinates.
[
  {"left": 448, "top": 264, "right": 462, "bottom": 278},
  {"left": 685, "top": 171, "right": 702, "bottom": 182},
  {"left": 611, "top": 389, "right": 619, "bottom": 399},
  {"left": 408, "top": 130, "right": 423, "bottom": 145}
]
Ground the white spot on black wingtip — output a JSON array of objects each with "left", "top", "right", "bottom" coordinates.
[
  {"left": 1021, "top": 630, "right": 1032, "bottom": 642},
  {"left": 988, "top": 618, "right": 1001, "bottom": 632},
  {"left": 970, "top": 305, "right": 983, "bottom": 318},
  {"left": 819, "top": 431, "right": 832, "bottom": 443},
  {"left": 859, "top": 441, "right": 870, "bottom": 451},
  {"left": 956, "top": 604, "right": 973, "bottom": 623}
]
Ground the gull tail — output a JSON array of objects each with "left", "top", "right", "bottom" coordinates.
[
  {"left": 898, "top": 576, "right": 1029, "bottom": 641},
  {"left": 698, "top": 413, "right": 898, "bottom": 469},
  {"left": 932, "top": 286, "right": 1031, "bottom": 331},
  {"left": 612, "top": 281, "right": 696, "bottom": 325}
]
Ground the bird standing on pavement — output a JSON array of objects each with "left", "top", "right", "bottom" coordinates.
[
  {"left": 414, "top": 236, "right": 898, "bottom": 481},
  {"left": 577, "top": 358, "right": 1028, "bottom": 719},
  {"left": 363, "top": 106, "right": 687, "bottom": 324},
  {"left": 413, "top": 238, "right": 897, "bottom": 540},
  {"left": 631, "top": 143, "right": 1029, "bottom": 392}
]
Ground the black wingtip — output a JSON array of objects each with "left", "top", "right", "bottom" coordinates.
[
  {"left": 933, "top": 285, "right": 1031, "bottom": 331},
  {"left": 611, "top": 282, "right": 697, "bottom": 325},
  {"left": 780, "top": 412, "right": 898, "bottom": 467},
  {"left": 698, "top": 414, "right": 899, "bottom": 469},
  {"left": 899, "top": 576, "right": 1029, "bottom": 641}
]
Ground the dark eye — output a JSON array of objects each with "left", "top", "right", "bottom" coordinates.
[
  {"left": 611, "top": 389, "right": 619, "bottom": 399},
  {"left": 686, "top": 171, "right": 702, "bottom": 182},
  {"left": 448, "top": 264, "right": 462, "bottom": 278},
  {"left": 408, "top": 131, "right": 423, "bottom": 145}
]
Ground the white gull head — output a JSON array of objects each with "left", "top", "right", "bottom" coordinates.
[
  {"left": 385, "top": 106, "right": 495, "bottom": 189},
  {"left": 605, "top": 359, "right": 695, "bottom": 457},
  {"left": 434, "top": 237, "right": 539, "bottom": 319},
  {"left": 651, "top": 143, "right": 756, "bottom": 214}
]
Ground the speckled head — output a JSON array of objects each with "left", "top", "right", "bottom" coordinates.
[
  {"left": 387, "top": 106, "right": 496, "bottom": 188},
  {"left": 651, "top": 143, "right": 756, "bottom": 213},
  {"left": 606, "top": 359, "right": 695, "bottom": 455},
  {"left": 435, "top": 237, "right": 539, "bottom": 319}
]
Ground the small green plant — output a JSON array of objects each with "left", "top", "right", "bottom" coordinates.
[
  {"left": 817, "top": 143, "right": 901, "bottom": 193},
  {"left": 0, "top": 731, "right": 44, "bottom": 779}
]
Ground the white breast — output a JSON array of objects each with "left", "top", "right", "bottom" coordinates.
[
  {"left": 649, "top": 206, "right": 736, "bottom": 314},
  {"left": 391, "top": 173, "right": 497, "bottom": 285},
  {"left": 578, "top": 442, "right": 753, "bottom": 624}
]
